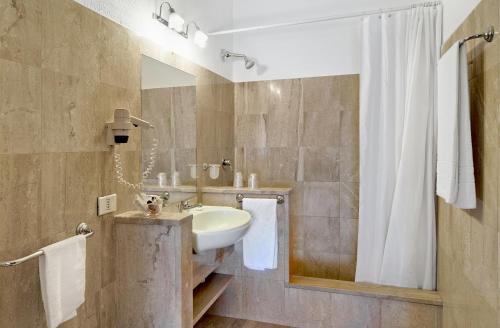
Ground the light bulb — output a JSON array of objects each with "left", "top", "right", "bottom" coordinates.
[
  {"left": 169, "top": 12, "right": 185, "bottom": 32},
  {"left": 193, "top": 30, "right": 208, "bottom": 48}
]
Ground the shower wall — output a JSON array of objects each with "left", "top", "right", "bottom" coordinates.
[
  {"left": 234, "top": 75, "right": 359, "bottom": 280},
  {"left": 437, "top": 0, "right": 500, "bottom": 326}
]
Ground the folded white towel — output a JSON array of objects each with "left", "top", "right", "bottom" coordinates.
[
  {"left": 39, "top": 235, "right": 86, "bottom": 328},
  {"left": 437, "top": 42, "right": 476, "bottom": 209},
  {"left": 242, "top": 198, "right": 278, "bottom": 270}
]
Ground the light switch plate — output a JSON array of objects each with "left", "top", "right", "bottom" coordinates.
[{"left": 97, "top": 194, "right": 117, "bottom": 216}]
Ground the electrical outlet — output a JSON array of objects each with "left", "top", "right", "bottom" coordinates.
[{"left": 97, "top": 194, "right": 117, "bottom": 216}]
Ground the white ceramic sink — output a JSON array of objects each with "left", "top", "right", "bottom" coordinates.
[{"left": 188, "top": 206, "right": 252, "bottom": 253}]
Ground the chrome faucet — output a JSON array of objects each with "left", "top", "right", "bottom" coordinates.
[{"left": 178, "top": 200, "right": 202, "bottom": 212}]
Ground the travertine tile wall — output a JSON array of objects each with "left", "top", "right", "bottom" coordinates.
[
  {"left": 0, "top": 0, "right": 235, "bottom": 327},
  {"left": 0, "top": 0, "right": 143, "bottom": 327},
  {"left": 437, "top": 0, "right": 500, "bottom": 327},
  {"left": 234, "top": 76, "right": 360, "bottom": 280},
  {"left": 142, "top": 86, "right": 197, "bottom": 185}
]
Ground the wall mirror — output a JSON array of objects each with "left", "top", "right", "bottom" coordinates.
[{"left": 141, "top": 55, "right": 197, "bottom": 188}]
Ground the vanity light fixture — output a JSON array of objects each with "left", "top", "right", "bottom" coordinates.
[
  {"left": 153, "top": 2, "right": 208, "bottom": 48},
  {"left": 153, "top": 2, "right": 185, "bottom": 33},
  {"left": 180, "top": 22, "right": 208, "bottom": 48}
]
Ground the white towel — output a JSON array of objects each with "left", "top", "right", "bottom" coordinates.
[
  {"left": 39, "top": 235, "right": 86, "bottom": 328},
  {"left": 242, "top": 198, "right": 278, "bottom": 270},
  {"left": 437, "top": 42, "right": 476, "bottom": 209}
]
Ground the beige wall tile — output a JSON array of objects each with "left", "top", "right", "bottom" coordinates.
[
  {"left": 293, "top": 249, "right": 340, "bottom": 279},
  {"left": 41, "top": 0, "right": 101, "bottom": 81},
  {"left": 0, "top": 0, "right": 41, "bottom": 67},
  {"left": 64, "top": 152, "right": 100, "bottom": 232},
  {"left": 301, "top": 110, "right": 340, "bottom": 147},
  {"left": 244, "top": 147, "right": 299, "bottom": 185},
  {"left": 339, "top": 254, "right": 357, "bottom": 281},
  {"left": 340, "top": 218, "right": 358, "bottom": 255},
  {"left": 0, "top": 154, "right": 41, "bottom": 253},
  {"left": 265, "top": 106, "right": 300, "bottom": 149},
  {"left": 99, "top": 282, "right": 117, "bottom": 327},
  {"left": 302, "top": 182, "right": 340, "bottom": 217},
  {"left": 41, "top": 69, "right": 99, "bottom": 152},
  {"left": 0, "top": 58, "right": 41, "bottom": 154},
  {"left": 215, "top": 111, "right": 235, "bottom": 149},
  {"left": 339, "top": 145, "right": 359, "bottom": 182},
  {"left": 284, "top": 288, "right": 331, "bottom": 327},
  {"left": 40, "top": 152, "right": 66, "bottom": 240},
  {"left": 235, "top": 114, "right": 267, "bottom": 147},
  {"left": 381, "top": 300, "right": 439, "bottom": 328},
  {"left": 300, "top": 147, "right": 339, "bottom": 182},
  {"left": 293, "top": 216, "right": 340, "bottom": 253},
  {"left": 209, "top": 276, "right": 244, "bottom": 318},
  {"left": 243, "top": 277, "right": 286, "bottom": 324},
  {"left": 338, "top": 75, "right": 360, "bottom": 112},
  {"left": 340, "top": 182, "right": 359, "bottom": 219},
  {"left": 0, "top": 258, "right": 46, "bottom": 327},
  {"left": 98, "top": 18, "right": 140, "bottom": 90},
  {"left": 249, "top": 80, "right": 301, "bottom": 116},
  {"left": 339, "top": 108, "right": 359, "bottom": 147},
  {"left": 331, "top": 294, "right": 381, "bottom": 328},
  {"left": 302, "top": 76, "right": 342, "bottom": 113}
]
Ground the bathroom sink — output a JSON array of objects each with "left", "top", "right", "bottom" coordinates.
[{"left": 188, "top": 206, "right": 252, "bottom": 253}]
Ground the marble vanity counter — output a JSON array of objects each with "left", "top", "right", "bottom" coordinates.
[
  {"left": 142, "top": 184, "right": 292, "bottom": 195},
  {"left": 115, "top": 210, "right": 192, "bottom": 226},
  {"left": 142, "top": 185, "right": 197, "bottom": 193},
  {"left": 201, "top": 186, "right": 292, "bottom": 195}
]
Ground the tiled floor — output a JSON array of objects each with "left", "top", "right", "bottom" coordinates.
[{"left": 195, "top": 315, "right": 290, "bottom": 328}]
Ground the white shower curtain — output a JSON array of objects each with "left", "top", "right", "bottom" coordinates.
[{"left": 355, "top": 5, "right": 442, "bottom": 290}]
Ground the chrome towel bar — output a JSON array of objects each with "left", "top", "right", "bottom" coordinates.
[
  {"left": 236, "top": 193, "right": 285, "bottom": 204},
  {"left": 0, "top": 223, "right": 94, "bottom": 268},
  {"left": 459, "top": 26, "right": 498, "bottom": 46}
]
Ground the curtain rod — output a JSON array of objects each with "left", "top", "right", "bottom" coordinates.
[{"left": 209, "top": 1, "right": 441, "bottom": 36}]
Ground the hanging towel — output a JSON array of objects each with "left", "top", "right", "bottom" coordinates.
[
  {"left": 242, "top": 198, "right": 278, "bottom": 270},
  {"left": 39, "top": 235, "right": 86, "bottom": 328},
  {"left": 437, "top": 42, "right": 476, "bottom": 209}
]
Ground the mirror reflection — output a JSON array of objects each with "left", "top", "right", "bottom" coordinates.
[{"left": 141, "top": 55, "right": 197, "bottom": 187}]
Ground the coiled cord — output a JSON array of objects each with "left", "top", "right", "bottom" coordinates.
[{"left": 113, "top": 137, "right": 159, "bottom": 190}]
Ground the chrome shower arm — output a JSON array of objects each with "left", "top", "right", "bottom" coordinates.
[{"left": 221, "top": 50, "right": 246, "bottom": 60}]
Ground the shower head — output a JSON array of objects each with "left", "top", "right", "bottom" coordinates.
[
  {"left": 244, "top": 58, "right": 255, "bottom": 69},
  {"left": 221, "top": 49, "right": 256, "bottom": 70}
]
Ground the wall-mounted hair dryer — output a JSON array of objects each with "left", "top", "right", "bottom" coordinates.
[{"left": 105, "top": 109, "right": 154, "bottom": 145}]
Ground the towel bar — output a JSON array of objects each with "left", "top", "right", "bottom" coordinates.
[
  {"left": 459, "top": 26, "right": 498, "bottom": 46},
  {"left": 236, "top": 193, "right": 285, "bottom": 204},
  {"left": 0, "top": 223, "right": 94, "bottom": 268}
]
